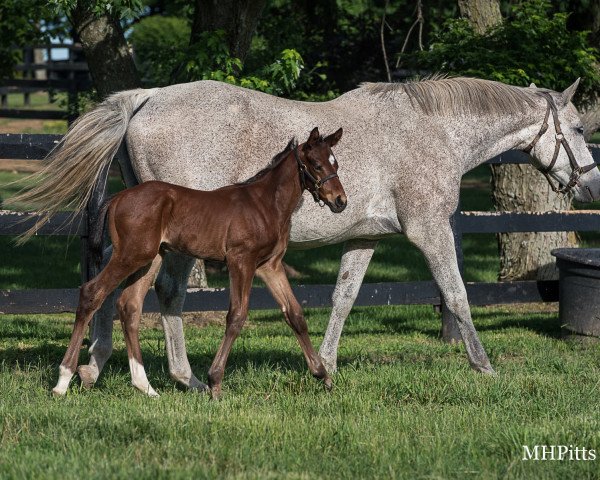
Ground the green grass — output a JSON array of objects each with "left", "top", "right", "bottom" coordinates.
[{"left": 0, "top": 306, "right": 599, "bottom": 479}]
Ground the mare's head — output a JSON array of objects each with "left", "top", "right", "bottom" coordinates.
[
  {"left": 526, "top": 79, "right": 600, "bottom": 202},
  {"left": 296, "top": 127, "right": 347, "bottom": 213}
]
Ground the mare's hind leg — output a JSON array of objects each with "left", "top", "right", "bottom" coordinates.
[
  {"left": 319, "top": 239, "right": 378, "bottom": 373},
  {"left": 257, "top": 258, "right": 332, "bottom": 389},
  {"left": 116, "top": 256, "right": 163, "bottom": 397},
  {"left": 207, "top": 258, "right": 254, "bottom": 398},
  {"left": 154, "top": 252, "right": 207, "bottom": 392},
  {"left": 52, "top": 257, "right": 144, "bottom": 395},
  {"left": 403, "top": 216, "right": 494, "bottom": 374},
  {"left": 80, "top": 244, "right": 116, "bottom": 388}
]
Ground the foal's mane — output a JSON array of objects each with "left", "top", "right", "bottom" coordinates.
[
  {"left": 238, "top": 137, "right": 298, "bottom": 185},
  {"left": 361, "top": 75, "right": 538, "bottom": 115}
]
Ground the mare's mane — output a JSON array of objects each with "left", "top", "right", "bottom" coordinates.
[
  {"left": 238, "top": 137, "right": 298, "bottom": 185},
  {"left": 361, "top": 75, "right": 539, "bottom": 115}
]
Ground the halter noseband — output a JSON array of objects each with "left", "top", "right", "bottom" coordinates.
[
  {"left": 294, "top": 146, "right": 339, "bottom": 204},
  {"left": 523, "top": 93, "right": 595, "bottom": 195}
]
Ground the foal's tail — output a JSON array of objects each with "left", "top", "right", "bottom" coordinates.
[{"left": 5, "top": 88, "right": 157, "bottom": 244}]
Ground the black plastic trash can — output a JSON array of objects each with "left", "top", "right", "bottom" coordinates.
[{"left": 552, "top": 248, "right": 600, "bottom": 340}]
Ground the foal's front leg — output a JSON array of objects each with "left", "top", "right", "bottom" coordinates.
[
  {"left": 116, "top": 256, "right": 163, "bottom": 397},
  {"left": 257, "top": 259, "right": 332, "bottom": 389},
  {"left": 207, "top": 258, "right": 255, "bottom": 399}
]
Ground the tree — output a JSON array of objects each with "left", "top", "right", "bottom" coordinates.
[
  {"left": 457, "top": 0, "right": 579, "bottom": 282},
  {"left": 191, "top": 0, "right": 267, "bottom": 64},
  {"left": 70, "top": 4, "right": 140, "bottom": 98}
]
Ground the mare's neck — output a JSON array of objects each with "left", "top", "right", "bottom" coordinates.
[{"left": 445, "top": 98, "right": 547, "bottom": 173}]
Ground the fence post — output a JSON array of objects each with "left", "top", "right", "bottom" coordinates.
[
  {"left": 440, "top": 203, "right": 463, "bottom": 343},
  {"left": 23, "top": 47, "right": 33, "bottom": 106}
]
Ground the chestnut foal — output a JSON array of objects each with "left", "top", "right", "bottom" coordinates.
[{"left": 52, "top": 127, "right": 347, "bottom": 397}]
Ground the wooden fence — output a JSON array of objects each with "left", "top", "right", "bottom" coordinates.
[
  {"left": 0, "top": 44, "right": 91, "bottom": 122},
  {"left": 0, "top": 133, "right": 599, "bottom": 315}
]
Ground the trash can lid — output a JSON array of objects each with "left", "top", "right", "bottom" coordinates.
[{"left": 551, "top": 248, "right": 600, "bottom": 268}]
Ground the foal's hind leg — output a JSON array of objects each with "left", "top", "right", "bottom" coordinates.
[
  {"left": 402, "top": 216, "right": 495, "bottom": 374},
  {"left": 154, "top": 252, "right": 207, "bottom": 391},
  {"left": 52, "top": 258, "right": 142, "bottom": 395},
  {"left": 116, "top": 256, "right": 163, "bottom": 397},
  {"left": 257, "top": 259, "right": 332, "bottom": 389}
]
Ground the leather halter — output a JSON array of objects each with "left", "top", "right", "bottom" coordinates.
[
  {"left": 294, "top": 146, "right": 339, "bottom": 203},
  {"left": 523, "top": 93, "right": 596, "bottom": 195}
]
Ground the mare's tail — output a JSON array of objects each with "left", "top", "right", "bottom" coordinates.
[{"left": 5, "top": 88, "right": 157, "bottom": 243}]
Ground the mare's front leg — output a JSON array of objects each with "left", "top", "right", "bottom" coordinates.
[
  {"left": 52, "top": 258, "right": 142, "bottom": 395},
  {"left": 257, "top": 258, "right": 332, "bottom": 389},
  {"left": 402, "top": 216, "right": 495, "bottom": 374},
  {"left": 154, "top": 252, "right": 207, "bottom": 391},
  {"left": 319, "top": 239, "right": 378, "bottom": 373},
  {"left": 116, "top": 255, "right": 164, "bottom": 397},
  {"left": 207, "top": 257, "right": 255, "bottom": 399}
]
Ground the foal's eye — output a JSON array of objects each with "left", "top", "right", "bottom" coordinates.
[{"left": 314, "top": 164, "right": 323, "bottom": 171}]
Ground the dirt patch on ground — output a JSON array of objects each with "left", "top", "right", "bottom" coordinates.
[
  {"left": 138, "top": 311, "right": 228, "bottom": 329},
  {"left": 0, "top": 159, "right": 42, "bottom": 173},
  {"left": 0, "top": 119, "right": 48, "bottom": 134}
]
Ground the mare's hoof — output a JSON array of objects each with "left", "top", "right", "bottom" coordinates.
[
  {"left": 323, "top": 376, "right": 333, "bottom": 391},
  {"left": 77, "top": 365, "right": 97, "bottom": 389},
  {"left": 474, "top": 364, "right": 497, "bottom": 376},
  {"left": 321, "top": 357, "right": 338, "bottom": 375},
  {"left": 190, "top": 381, "right": 210, "bottom": 394}
]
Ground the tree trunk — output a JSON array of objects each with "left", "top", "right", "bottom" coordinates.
[
  {"left": 458, "top": 0, "right": 577, "bottom": 281},
  {"left": 457, "top": 0, "right": 502, "bottom": 34},
  {"left": 70, "top": 4, "right": 140, "bottom": 98},
  {"left": 191, "top": 0, "right": 267, "bottom": 62},
  {"left": 492, "top": 164, "right": 578, "bottom": 281}
]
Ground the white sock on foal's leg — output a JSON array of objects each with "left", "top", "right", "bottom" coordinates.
[
  {"left": 52, "top": 365, "right": 74, "bottom": 396},
  {"left": 128, "top": 357, "right": 159, "bottom": 397}
]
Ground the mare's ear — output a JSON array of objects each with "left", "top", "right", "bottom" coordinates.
[
  {"left": 559, "top": 78, "right": 580, "bottom": 107},
  {"left": 325, "top": 128, "right": 343, "bottom": 147},
  {"left": 529, "top": 82, "right": 537, "bottom": 88},
  {"left": 306, "top": 127, "right": 320, "bottom": 148}
]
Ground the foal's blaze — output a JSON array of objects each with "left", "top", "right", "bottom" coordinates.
[{"left": 52, "top": 128, "right": 346, "bottom": 397}]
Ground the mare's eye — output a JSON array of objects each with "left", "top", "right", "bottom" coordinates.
[{"left": 575, "top": 126, "right": 584, "bottom": 134}]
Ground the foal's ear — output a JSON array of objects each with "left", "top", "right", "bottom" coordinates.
[
  {"left": 529, "top": 82, "right": 537, "bottom": 89},
  {"left": 307, "top": 127, "right": 320, "bottom": 147},
  {"left": 325, "top": 128, "right": 343, "bottom": 147}
]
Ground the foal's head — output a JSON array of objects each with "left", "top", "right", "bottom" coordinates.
[{"left": 296, "top": 127, "right": 347, "bottom": 213}]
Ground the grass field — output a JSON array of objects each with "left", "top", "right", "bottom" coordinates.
[{"left": 1, "top": 110, "right": 600, "bottom": 478}]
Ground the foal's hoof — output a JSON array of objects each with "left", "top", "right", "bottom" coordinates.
[
  {"left": 323, "top": 376, "right": 333, "bottom": 391},
  {"left": 51, "top": 387, "right": 66, "bottom": 397},
  {"left": 77, "top": 365, "right": 97, "bottom": 389},
  {"left": 210, "top": 386, "right": 222, "bottom": 400}
]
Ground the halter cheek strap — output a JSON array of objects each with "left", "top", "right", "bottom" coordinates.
[
  {"left": 523, "top": 93, "right": 596, "bottom": 195},
  {"left": 293, "top": 146, "right": 339, "bottom": 203}
]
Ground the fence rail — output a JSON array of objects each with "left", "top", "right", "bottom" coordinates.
[{"left": 0, "top": 133, "right": 598, "bottom": 314}]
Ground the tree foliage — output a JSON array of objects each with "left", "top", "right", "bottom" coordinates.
[{"left": 412, "top": 0, "right": 600, "bottom": 104}]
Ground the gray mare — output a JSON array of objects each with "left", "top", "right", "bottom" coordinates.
[{"left": 14, "top": 77, "right": 600, "bottom": 393}]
